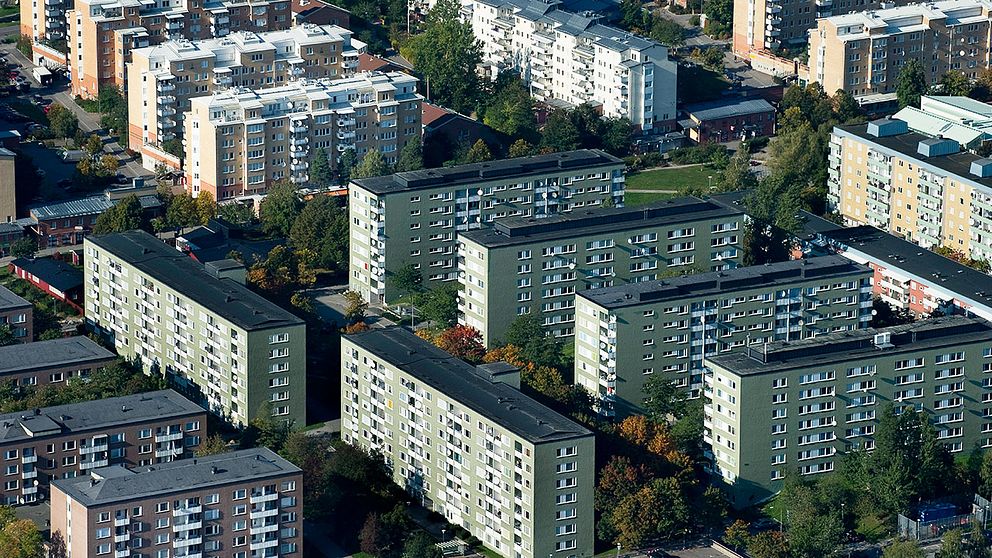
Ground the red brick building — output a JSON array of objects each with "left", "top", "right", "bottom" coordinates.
[
  {"left": 0, "top": 285, "right": 31, "bottom": 342},
  {"left": 8, "top": 257, "right": 84, "bottom": 313},
  {"left": 680, "top": 97, "right": 776, "bottom": 144},
  {"left": 0, "top": 336, "right": 116, "bottom": 388}
]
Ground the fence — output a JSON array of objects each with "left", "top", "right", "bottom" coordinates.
[{"left": 897, "top": 494, "right": 992, "bottom": 541}]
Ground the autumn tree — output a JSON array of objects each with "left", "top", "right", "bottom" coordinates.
[
  {"left": 747, "top": 531, "right": 790, "bottom": 558},
  {"left": 508, "top": 139, "right": 536, "bottom": 158},
  {"left": 343, "top": 290, "right": 368, "bottom": 324},
  {"left": 434, "top": 325, "right": 485, "bottom": 363},
  {"left": 195, "top": 434, "right": 230, "bottom": 457},
  {"left": 246, "top": 245, "right": 317, "bottom": 295},
  {"left": 723, "top": 520, "right": 750, "bottom": 551}
]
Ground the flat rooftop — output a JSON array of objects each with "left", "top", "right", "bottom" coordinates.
[
  {"left": 578, "top": 255, "right": 869, "bottom": 309},
  {"left": 0, "top": 389, "right": 203, "bottom": 443},
  {"left": 0, "top": 285, "right": 29, "bottom": 311},
  {"left": 459, "top": 197, "right": 742, "bottom": 248},
  {"left": 0, "top": 336, "right": 115, "bottom": 376},
  {"left": 345, "top": 328, "right": 592, "bottom": 444},
  {"left": 351, "top": 149, "right": 623, "bottom": 195},
  {"left": 707, "top": 316, "right": 992, "bottom": 376},
  {"left": 86, "top": 231, "right": 302, "bottom": 331},
  {"left": 53, "top": 448, "right": 300, "bottom": 506}
]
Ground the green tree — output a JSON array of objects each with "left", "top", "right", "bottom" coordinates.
[
  {"left": 979, "top": 450, "right": 992, "bottom": 499},
  {"left": 938, "top": 529, "right": 966, "bottom": 558},
  {"left": 84, "top": 134, "right": 103, "bottom": 158},
  {"left": 310, "top": 148, "right": 333, "bottom": 186},
  {"left": 93, "top": 194, "right": 144, "bottom": 234},
  {"left": 747, "top": 531, "right": 790, "bottom": 558},
  {"left": 896, "top": 59, "right": 929, "bottom": 108},
  {"left": 502, "top": 313, "right": 563, "bottom": 369},
  {"left": 833, "top": 89, "right": 864, "bottom": 123},
  {"left": 218, "top": 202, "right": 256, "bottom": 226},
  {"left": 968, "top": 520, "right": 991, "bottom": 558},
  {"left": 9, "top": 237, "right": 36, "bottom": 259},
  {"left": 482, "top": 73, "right": 538, "bottom": 141},
  {"left": 883, "top": 539, "right": 924, "bottom": 558},
  {"left": 352, "top": 149, "right": 391, "bottom": 179},
  {"left": 0, "top": 325, "right": 17, "bottom": 347},
  {"left": 870, "top": 297, "right": 915, "bottom": 328},
  {"left": 403, "top": 531, "right": 441, "bottom": 558},
  {"left": 717, "top": 148, "right": 758, "bottom": 192},
  {"left": 395, "top": 139, "right": 424, "bottom": 172},
  {"left": 288, "top": 196, "right": 349, "bottom": 273},
  {"left": 165, "top": 193, "right": 200, "bottom": 229},
  {"left": 939, "top": 71, "right": 973, "bottom": 97},
  {"left": 343, "top": 290, "right": 368, "bottom": 324},
  {"left": 703, "top": 0, "right": 732, "bottom": 25},
  {"left": 246, "top": 401, "right": 291, "bottom": 451},
  {"left": 642, "top": 374, "right": 688, "bottom": 421},
  {"left": 259, "top": 181, "right": 303, "bottom": 237},
  {"left": 570, "top": 103, "right": 604, "bottom": 149},
  {"left": 463, "top": 139, "right": 493, "bottom": 163},
  {"left": 418, "top": 283, "right": 459, "bottom": 329},
  {"left": 162, "top": 138, "right": 184, "bottom": 159},
  {"left": 779, "top": 475, "right": 844, "bottom": 558},
  {"left": 338, "top": 147, "right": 358, "bottom": 183},
  {"left": 601, "top": 117, "right": 633, "bottom": 156},
  {"left": 508, "top": 139, "right": 535, "bottom": 158},
  {"left": 391, "top": 263, "right": 423, "bottom": 297},
  {"left": 195, "top": 434, "right": 230, "bottom": 457},
  {"left": 47, "top": 103, "right": 80, "bottom": 139},
  {"left": 541, "top": 109, "right": 580, "bottom": 152},
  {"left": 650, "top": 17, "right": 685, "bottom": 49}
]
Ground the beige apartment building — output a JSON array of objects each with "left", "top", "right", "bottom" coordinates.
[
  {"left": 185, "top": 71, "right": 422, "bottom": 200},
  {"left": 20, "top": 0, "right": 67, "bottom": 53},
  {"left": 68, "top": 0, "right": 292, "bottom": 99},
  {"left": 828, "top": 117, "right": 992, "bottom": 263},
  {"left": 127, "top": 24, "right": 364, "bottom": 171},
  {"left": 0, "top": 148, "right": 13, "bottom": 224},
  {"left": 809, "top": 0, "right": 992, "bottom": 98}
]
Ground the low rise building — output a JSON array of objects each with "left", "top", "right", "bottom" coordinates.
[
  {"left": 458, "top": 197, "right": 744, "bottom": 345},
  {"left": 705, "top": 316, "right": 992, "bottom": 507},
  {"left": 51, "top": 447, "right": 303, "bottom": 557},
  {"left": 9, "top": 257, "right": 85, "bottom": 313},
  {"left": 28, "top": 192, "right": 163, "bottom": 249},
  {"left": 0, "top": 223, "right": 25, "bottom": 258},
  {"left": 0, "top": 336, "right": 117, "bottom": 387},
  {"left": 680, "top": 98, "right": 776, "bottom": 144},
  {"left": 892, "top": 96, "right": 992, "bottom": 153},
  {"left": 349, "top": 149, "right": 625, "bottom": 304},
  {"left": 185, "top": 72, "right": 422, "bottom": 200},
  {"left": 0, "top": 389, "right": 205, "bottom": 505},
  {"left": 574, "top": 255, "right": 874, "bottom": 416},
  {"left": 342, "top": 327, "right": 595, "bottom": 558},
  {"left": 0, "top": 285, "right": 31, "bottom": 341},
  {"left": 84, "top": 230, "right": 306, "bottom": 427}
]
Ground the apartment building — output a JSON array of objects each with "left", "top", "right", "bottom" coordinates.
[
  {"left": 67, "top": 0, "right": 292, "bottom": 99},
  {"left": 342, "top": 327, "right": 595, "bottom": 558},
  {"left": 465, "top": 0, "right": 677, "bottom": 131},
  {"left": 0, "top": 285, "right": 31, "bottom": 342},
  {"left": 892, "top": 96, "right": 992, "bottom": 153},
  {"left": 458, "top": 197, "right": 744, "bottom": 346},
  {"left": 127, "top": 24, "right": 365, "bottom": 170},
  {"left": 0, "top": 148, "right": 13, "bottom": 225},
  {"left": 20, "top": 0, "right": 69, "bottom": 45},
  {"left": 51, "top": 447, "right": 303, "bottom": 558},
  {"left": 84, "top": 230, "right": 306, "bottom": 427},
  {"left": 705, "top": 316, "right": 992, "bottom": 507},
  {"left": 573, "top": 255, "right": 874, "bottom": 416},
  {"left": 0, "top": 336, "right": 117, "bottom": 386},
  {"left": 349, "top": 149, "right": 625, "bottom": 304},
  {"left": 0, "top": 390, "right": 205, "bottom": 505},
  {"left": 809, "top": 0, "right": 992, "bottom": 99},
  {"left": 828, "top": 118, "right": 992, "bottom": 263},
  {"left": 186, "top": 71, "right": 422, "bottom": 200}
]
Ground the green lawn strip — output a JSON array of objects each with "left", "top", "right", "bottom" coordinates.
[{"left": 625, "top": 165, "right": 716, "bottom": 192}]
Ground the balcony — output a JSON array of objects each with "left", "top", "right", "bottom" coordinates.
[
  {"left": 158, "top": 95, "right": 176, "bottom": 105},
  {"left": 115, "top": 517, "right": 129, "bottom": 527},
  {"left": 155, "top": 446, "right": 183, "bottom": 459},
  {"left": 249, "top": 523, "right": 279, "bottom": 536},
  {"left": 336, "top": 130, "right": 356, "bottom": 141},
  {"left": 250, "top": 507, "right": 279, "bottom": 519},
  {"left": 173, "top": 505, "right": 202, "bottom": 517},
  {"left": 290, "top": 162, "right": 308, "bottom": 172},
  {"left": 250, "top": 539, "right": 280, "bottom": 551},
  {"left": 174, "top": 535, "right": 202, "bottom": 548},
  {"left": 212, "top": 75, "right": 232, "bottom": 86},
  {"left": 22, "top": 486, "right": 36, "bottom": 495},
  {"left": 158, "top": 118, "right": 177, "bottom": 129},
  {"left": 156, "top": 431, "right": 183, "bottom": 443},
  {"left": 337, "top": 118, "right": 356, "bottom": 127},
  {"left": 114, "top": 550, "right": 129, "bottom": 558},
  {"left": 21, "top": 455, "right": 36, "bottom": 464},
  {"left": 80, "top": 442, "right": 109, "bottom": 455},
  {"left": 172, "top": 520, "right": 203, "bottom": 532},
  {"left": 80, "top": 458, "right": 109, "bottom": 470},
  {"left": 114, "top": 533, "right": 129, "bottom": 543},
  {"left": 21, "top": 470, "right": 37, "bottom": 480},
  {"left": 291, "top": 123, "right": 308, "bottom": 134},
  {"left": 157, "top": 106, "right": 176, "bottom": 117},
  {"left": 250, "top": 492, "right": 279, "bottom": 504}
]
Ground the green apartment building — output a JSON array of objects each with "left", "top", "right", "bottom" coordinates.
[
  {"left": 458, "top": 197, "right": 744, "bottom": 346},
  {"left": 342, "top": 327, "right": 595, "bottom": 558},
  {"left": 348, "top": 149, "right": 625, "bottom": 304},
  {"left": 574, "top": 255, "right": 874, "bottom": 416},
  {"left": 84, "top": 231, "right": 306, "bottom": 427},
  {"left": 705, "top": 316, "right": 992, "bottom": 508}
]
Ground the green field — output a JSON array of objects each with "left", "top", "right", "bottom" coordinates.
[
  {"left": 678, "top": 64, "right": 732, "bottom": 103},
  {"left": 625, "top": 165, "right": 717, "bottom": 192}
]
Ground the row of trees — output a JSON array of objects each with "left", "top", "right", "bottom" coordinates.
[{"left": 895, "top": 61, "right": 992, "bottom": 110}]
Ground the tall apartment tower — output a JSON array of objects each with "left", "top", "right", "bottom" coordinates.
[
  {"left": 127, "top": 24, "right": 365, "bottom": 170},
  {"left": 342, "top": 327, "right": 595, "bottom": 558},
  {"left": 84, "top": 231, "right": 306, "bottom": 427},
  {"left": 573, "top": 255, "right": 874, "bottom": 416},
  {"left": 705, "top": 316, "right": 992, "bottom": 507},
  {"left": 349, "top": 149, "right": 626, "bottom": 304},
  {"left": 457, "top": 197, "right": 744, "bottom": 345},
  {"left": 185, "top": 71, "right": 422, "bottom": 200},
  {"left": 51, "top": 448, "right": 303, "bottom": 557}
]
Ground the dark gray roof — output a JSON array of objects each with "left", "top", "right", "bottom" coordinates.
[
  {"left": 0, "top": 285, "right": 29, "bottom": 311},
  {"left": 29, "top": 194, "right": 161, "bottom": 221},
  {"left": 459, "top": 197, "right": 742, "bottom": 248},
  {"left": 345, "top": 328, "right": 592, "bottom": 444},
  {"left": 684, "top": 97, "right": 775, "bottom": 121},
  {"left": 10, "top": 258, "right": 83, "bottom": 293},
  {"left": 578, "top": 255, "right": 870, "bottom": 309},
  {"left": 351, "top": 149, "right": 623, "bottom": 195},
  {"left": 0, "top": 390, "right": 203, "bottom": 443},
  {"left": 53, "top": 448, "right": 300, "bottom": 506},
  {"left": 707, "top": 316, "right": 992, "bottom": 376},
  {"left": 0, "top": 336, "right": 115, "bottom": 376},
  {"left": 86, "top": 231, "right": 302, "bottom": 331}
]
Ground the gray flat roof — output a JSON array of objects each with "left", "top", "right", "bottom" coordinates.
[
  {"left": 53, "top": 448, "right": 300, "bottom": 506},
  {"left": 0, "top": 389, "right": 203, "bottom": 443},
  {"left": 0, "top": 285, "right": 29, "bottom": 311},
  {"left": 684, "top": 97, "right": 775, "bottom": 121},
  {"left": 351, "top": 149, "right": 623, "bottom": 195},
  {"left": 459, "top": 197, "right": 742, "bottom": 248},
  {"left": 578, "top": 255, "right": 870, "bottom": 309},
  {"left": 30, "top": 194, "right": 161, "bottom": 221},
  {"left": 707, "top": 316, "right": 992, "bottom": 376},
  {"left": 87, "top": 231, "right": 303, "bottom": 331},
  {"left": 0, "top": 336, "right": 116, "bottom": 376},
  {"left": 345, "top": 328, "right": 592, "bottom": 444}
]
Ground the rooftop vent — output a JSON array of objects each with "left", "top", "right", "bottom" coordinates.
[
  {"left": 917, "top": 136, "right": 959, "bottom": 157},
  {"left": 867, "top": 118, "right": 907, "bottom": 138},
  {"left": 971, "top": 158, "right": 992, "bottom": 178},
  {"left": 874, "top": 332, "right": 893, "bottom": 348}
]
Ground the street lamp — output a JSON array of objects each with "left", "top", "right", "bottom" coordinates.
[
  {"left": 441, "top": 529, "right": 446, "bottom": 543},
  {"left": 708, "top": 175, "right": 713, "bottom": 190},
  {"left": 616, "top": 543, "right": 621, "bottom": 558}
]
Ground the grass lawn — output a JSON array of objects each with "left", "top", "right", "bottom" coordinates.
[
  {"left": 0, "top": 5, "right": 18, "bottom": 17},
  {"left": 74, "top": 97, "right": 101, "bottom": 113},
  {"left": 677, "top": 64, "right": 731, "bottom": 104},
  {"left": 856, "top": 514, "right": 891, "bottom": 543},
  {"left": 625, "top": 165, "right": 717, "bottom": 192},
  {"left": 6, "top": 99, "right": 48, "bottom": 125},
  {"left": 479, "top": 547, "right": 502, "bottom": 558}
]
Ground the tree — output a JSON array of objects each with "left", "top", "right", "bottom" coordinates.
[
  {"left": 310, "top": 148, "right": 333, "bottom": 186},
  {"left": 0, "top": 325, "right": 17, "bottom": 347},
  {"left": 289, "top": 196, "right": 349, "bottom": 273},
  {"left": 338, "top": 147, "right": 358, "bottom": 184},
  {"left": 601, "top": 117, "right": 633, "bottom": 156},
  {"left": 939, "top": 71, "right": 973, "bottom": 97},
  {"left": 9, "top": 237, "right": 36, "bottom": 259},
  {"left": 259, "top": 181, "right": 303, "bottom": 237},
  {"left": 165, "top": 193, "right": 200, "bottom": 229},
  {"left": 747, "top": 531, "right": 790, "bottom": 558},
  {"left": 870, "top": 297, "right": 915, "bottom": 328},
  {"left": 343, "top": 290, "right": 368, "bottom": 324},
  {"left": 502, "top": 313, "right": 562, "bottom": 369},
  {"left": 84, "top": 134, "right": 103, "bottom": 158},
  {"left": 246, "top": 245, "right": 317, "bottom": 295},
  {"left": 833, "top": 89, "right": 864, "bottom": 123},
  {"left": 717, "top": 148, "right": 758, "bottom": 192},
  {"left": 359, "top": 513, "right": 388, "bottom": 557},
  {"left": 463, "top": 139, "right": 493, "bottom": 163},
  {"left": 896, "top": 59, "right": 928, "bottom": 109},
  {"left": 403, "top": 531, "right": 441, "bottom": 558},
  {"left": 482, "top": 73, "right": 538, "bottom": 141},
  {"left": 93, "top": 195, "right": 144, "bottom": 234},
  {"left": 642, "top": 374, "right": 689, "bottom": 421},
  {"left": 937, "top": 529, "right": 966, "bottom": 558},
  {"left": 352, "top": 149, "right": 391, "bottom": 179},
  {"left": 100, "top": 155, "right": 120, "bottom": 174},
  {"left": 47, "top": 103, "right": 79, "bottom": 139},
  {"left": 195, "top": 434, "right": 230, "bottom": 457},
  {"left": 246, "top": 401, "right": 291, "bottom": 451},
  {"left": 417, "top": 283, "right": 459, "bottom": 329},
  {"left": 195, "top": 191, "right": 216, "bottom": 224},
  {"left": 435, "top": 325, "right": 485, "bottom": 362},
  {"left": 508, "top": 139, "right": 535, "bottom": 158},
  {"left": 218, "top": 202, "right": 256, "bottom": 226},
  {"left": 162, "top": 138, "right": 184, "bottom": 159},
  {"left": 968, "top": 520, "right": 991, "bottom": 558},
  {"left": 541, "top": 109, "right": 580, "bottom": 152},
  {"left": 0, "top": 518, "right": 43, "bottom": 558},
  {"left": 723, "top": 520, "right": 750, "bottom": 551},
  {"left": 980, "top": 450, "right": 992, "bottom": 499},
  {"left": 883, "top": 540, "right": 924, "bottom": 558},
  {"left": 650, "top": 17, "right": 685, "bottom": 49},
  {"left": 391, "top": 263, "right": 423, "bottom": 296},
  {"left": 395, "top": 139, "right": 424, "bottom": 172}
]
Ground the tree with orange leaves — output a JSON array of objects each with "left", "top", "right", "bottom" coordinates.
[{"left": 434, "top": 325, "right": 485, "bottom": 363}]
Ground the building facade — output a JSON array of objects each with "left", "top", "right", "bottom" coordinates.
[
  {"left": 680, "top": 98, "right": 776, "bottom": 144},
  {"left": 705, "top": 316, "right": 992, "bottom": 507},
  {"left": 0, "top": 285, "right": 31, "bottom": 342},
  {"left": 342, "top": 327, "right": 595, "bottom": 558},
  {"left": 51, "top": 447, "right": 303, "bottom": 558},
  {"left": 84, "top": 230, "right": 306, "bottom": 427},
  {"left": 458, "top": 197, "right": 744, "bottom": 345},
  {"left": 9, "top": 257, "right": 85, "bottom": 313},
  {"left": 0, "top": 390, "right": 205, "bottom": 505},
  {"left": 0, "top": 148, "right": 13, "bottom": 225},
  {"left": 185, "top": 71, "right": 422, "bottom": 200},
  {"left": 28, "top": 191, "right": 163, "bottom": 249},
  {"left": 67, "top": 0, "right": 293, "bottom": 98},
  {"left": 0, "top": 336, "right": 116, "bottom": 386},
  {"left": 809, "top": 0, "right": 992, "bottom": 98},
  {"left": 828, "top": 118, "right": 992, "bottom": 263},
  {"left": 574, "top": 255, "right": 874, "bottom": 416},
  {"left": 349, "top": 149, "right": 625, "bottom": 304},
  {"left": 891, "top": 96, "right": 992, "bottom": 153},
  {"left": 127, "top": 24, "right": 365, "bottom": 170},
  {"left": 465, "top": 0, "right": 678, "bottom": 131}
]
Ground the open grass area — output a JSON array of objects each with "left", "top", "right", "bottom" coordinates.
[
  {"left": 479, "top": 546, "right": 503, "bottom": 558},
  {"left": 0, "top": 5, "right": 19, "bottom": 17},
  {"left": 625, "top": 165, "right": 718, "bottom": 192},
  {"left": 677, "top": 64, "right": 732, "bottom": 103},
  {"left": 855, "top": 514, "right": 891, "bottom": 543},
  {"left": 73, "top": 97, "right": 101, "bottom": 113}
]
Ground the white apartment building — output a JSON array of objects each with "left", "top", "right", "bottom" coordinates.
[{"left": 465, "top": 0, "right": 677, "bottom": 131}]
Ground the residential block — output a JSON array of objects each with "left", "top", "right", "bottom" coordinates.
[
  {"left": 0, "top": 336, "right": 116, "bottom": 386},
  {"left": 0, "top": 285, "right": 31, "bottom": 342},
  {"left": 185, "top": 71, "right": 422, "bottom": 200},
  {"left": 574, "top": 255, "right": 873, "bottom": 416},
  {"left": 457, "top": 197, "right": 744, "bottom": 345},
  {"left": 84, "top": 230, "right": 306, "bottom": 427},
  {"left": 349, "top": 149, "right": 625, "bottom": 304},
  {"left": 892, "top": 95, "right": 992, "bottom": 153}
]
